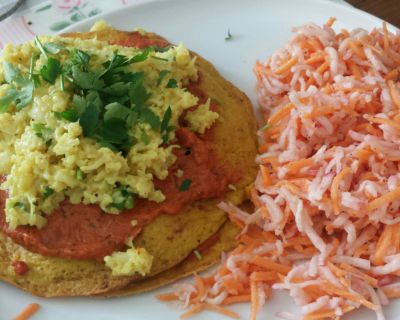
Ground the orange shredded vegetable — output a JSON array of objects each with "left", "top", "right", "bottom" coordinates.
[
  {"left": 161, "top": 19, "right": 400, "bottom": 320},
  {"left": 14, "top": 304, "right": 40, "bottom": 320}
]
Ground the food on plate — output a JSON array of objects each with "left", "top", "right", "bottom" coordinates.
[
  {"left": 0, "top": 21, "right": 258, "bottom": 297},
  {"left": 163, "top": 18, "right": 400, "bottom": 319}
]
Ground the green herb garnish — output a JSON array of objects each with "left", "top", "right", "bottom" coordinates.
[
  {"left": 166, "top": 78, "right": 178, "bottom": 88},
  {"left": 13, "top": 201, "right": 26, "bottom": 209},
  {"left": 40, "top": 57, "right": 61, "bottom": 84},
  {"left": 0, "top": 62, "right": 34, "bottom": 112},
  {"left": 157, "top": 70, "right": 170, "bottom": 86},
  {"left": 179, "top": 179, "right": 192, "bottom": 192},
  {"left": 225, "top": 29, "right": 233, "bottom": 41},
  {"left": 32, "top": 123, "right": 53, "bottom": 145},
  {"left": 110, "top": 185, "right": 135, "bottom": 210},
  {"left": 42, "top": 186, "right": 55, "bottom": 200},
  {"left": 160, "top": 106, "right": 174, "bottom": 144},
  {"left": 76, "top": 168, "right": 86, "bottom": 181},
  {"left": 151, "top": 56, "right": 169, "bottom": 62},
  {"left": 34, "top": 36, "right": 48, "bottom": 58}
]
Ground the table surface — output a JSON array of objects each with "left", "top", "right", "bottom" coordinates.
[{"left": 347, "top": 0, "right": 400, "bottom": 27}]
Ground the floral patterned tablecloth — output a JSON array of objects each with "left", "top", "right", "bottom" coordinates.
[
  {"left": 0, "top": 0, "right": 348, "bottom": 49},
  {"left": 0, "top": 0, "right": 148, "bottom": 48}
]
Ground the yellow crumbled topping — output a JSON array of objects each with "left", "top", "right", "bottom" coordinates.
[
  {"left": 186, "top": 99, "right": 219, "bottom": 134},
  {"left": 0, "top": 24, "right": 218, "bottom": 230},
  {"left": 104, "top": 246, "right": 153, "bottom": 276}
]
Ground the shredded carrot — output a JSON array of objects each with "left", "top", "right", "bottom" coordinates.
[
  {"left": 259, "top": 165, "right": 272, "bottom": 187},
  {"left": 250, "top": 256, "right": 291, "bottom": 275},
  {"left": 223, "top": 294, "right": 251, "bottom": 305},
  {"left": 325, "top": 17, "right": 336, "bottom": 27},
  {"left": 274, "top": 57, "right": 298, "bottom": 75},
  {"left": 156, "top": 293, "right": 179, "bottom": 301},
  {"left": 383, "top": 22, "right": 389, "bottom": 52},
  {"left": 385, "top": 68, "right": 398, "bottom": 81},
  {"left": 250, "top": 281, "right": 259, "bottom": 320},
  {"left": 388, "top": 80, "right": 400, "bottom": 109},
  {"left": 14, "top": 304, "right": 40, "bottom": 320},
  {"left": 267, "top": 103, "right": 294, "bottom": 125},
  {"left": 374, "top": 224, "right": 395, "bottom": 265},
  {"left": 330, "top": 166, "right": 351, "bottom": 215},
  {"left": 366, "top": 186, "right": 400, "bottom": 211},
  {"left": 163, "top": 20, "right": 400, "bottom": 320},
  {"left": 284, "top": 158, "right": 314, "bottom": 175}
]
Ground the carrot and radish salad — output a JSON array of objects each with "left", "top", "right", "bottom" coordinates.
[{"left": 158, "top": 18, "right": 400, "bottom": 319}]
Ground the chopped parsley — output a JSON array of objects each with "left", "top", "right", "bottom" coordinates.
[
  {"left": 32, "top": 123, "right": 53, "bottom": 145},
  {"left": 160, "top": 106, "right": 174, "bottom": 144},
  {"left": 76, "top": 168, "right": 86, "bottom": 181},
  {"left": 225, "top": 29, "right": 233, "bottom": 41},
  {"left": 13, "top": 201, "right": 26, "bottom": 209},
  {"left": 0, "top": 62, "right": 34, "bottom": 112},
  {"left": 110, "top": 185, "right": 135, "bottom": 210},
  {"left": 40, "top": 57, "right": 62, "bottom": 84},
  {"left": 157, "top": 70, "right": 170, "bottom": 86},
  {"left": 1, "top": 40, "right": 182, "bottom": 156},
  {"left": 42, "top": 186, "right": 55, "bottom": 200},
  {"left": 179, "top": 179, "right": 192, "bottom": 192},
  {"left": 166, "top": 78, "right": 178, "bottom": 88}
]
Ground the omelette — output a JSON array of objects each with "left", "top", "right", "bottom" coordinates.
[{"left": 0, "top": 22, "right": 257, "bottom": 297}]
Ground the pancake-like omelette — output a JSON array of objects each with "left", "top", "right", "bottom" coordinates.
[{"left": 0, "top": 26, "right": 257, "bottom": 297}]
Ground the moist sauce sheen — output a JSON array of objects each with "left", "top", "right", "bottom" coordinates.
[{"left": 0, "top": 32, "right": 236, "bottom": 261}]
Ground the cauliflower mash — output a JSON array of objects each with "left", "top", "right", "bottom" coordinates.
[{"left": 0, "top": 25, "right": 218, "bottom": 230}]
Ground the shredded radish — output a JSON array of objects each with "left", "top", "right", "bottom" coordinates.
[{"left": 159, "top": 19, "right": 400, "bottom": 320}]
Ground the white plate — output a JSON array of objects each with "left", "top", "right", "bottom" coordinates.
[{"left": 1, "top": 0, "right": 399, "bottom": 319}]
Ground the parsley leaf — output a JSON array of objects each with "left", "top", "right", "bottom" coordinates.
[
  {"left": 151, "top": 56, "right": 168, "bottom": 62},
  {"left": 179, "top": 179, "right": 192, "bottom": 192},
  {"left": 32, "top": 123, "right": 53, "bottom": 145},
  {"left": 104, "top": 102, "right": 131, "bottom": 121},
  {"left": 157, "top": 70, "right": 170, "bottom": 86},
  {"left": 129, "top": 47, "right": 153, "bottom": 64},
  {"left": 110, "top": 185, "right": 135, "bottom": 210},
  {"left": 129, "top": 73, "right": 150, "bottom": 109},
  {"left": 225, "top": 29, "right": 233, "bottom": 41},
  {"left": 70, "top": 49, "right": 90, "bottom": 71},
  {"left": 43, "top": 42, "right": 66, "bottom": 55},
  {"left": 76, "top": 168, "right": 86, "bottom": 181},
  {"left": 140, "top": 130, "right": 149, "bottom": 145},
  {"left": 79, "top": 103, "right": 100, "bottom": 137},
  {"left": 40, "top": 57, "right": 61, "bottom": 84},
  {"left": 160, "top": 106, "right": 174, "bottom": 144},
  {"left": 42, "top": 186, "right": 55, "bottom": 200},
  {"left": 15, "top": 79, "right": 34, "bottom": 110},
  {"left": 0, "top": 89, "right": 18, "bottom": 113},
  {"left": 97, "top": 118, "right": 130, "bottom": 145},
  {"left": 71, "top": 66, "right": 104, "bottom": 90},
  {"left": 101, "top": 82, "right": 130, "bottom": 96},
  {"left": 139, "top": 108, "right": 160, "bottom": 129},
  {"left": 34, "top": 36, "right": 48, "bottom": 58},
  {"left": 160, "top": 106, "right": 172, "bottom": 132},
  {"left": 3, "top": 62, "right": 22, "bottom": 84},
  {"left": 54, "top": 109, "right": 79, "bottom": 122},
  {"left": 166, "top": 78, "right": 178, "bottom": 88}
]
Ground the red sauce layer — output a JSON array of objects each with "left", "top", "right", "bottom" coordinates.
[{"left": 0, "top": 32, "right": 237, "bottom": 261}]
